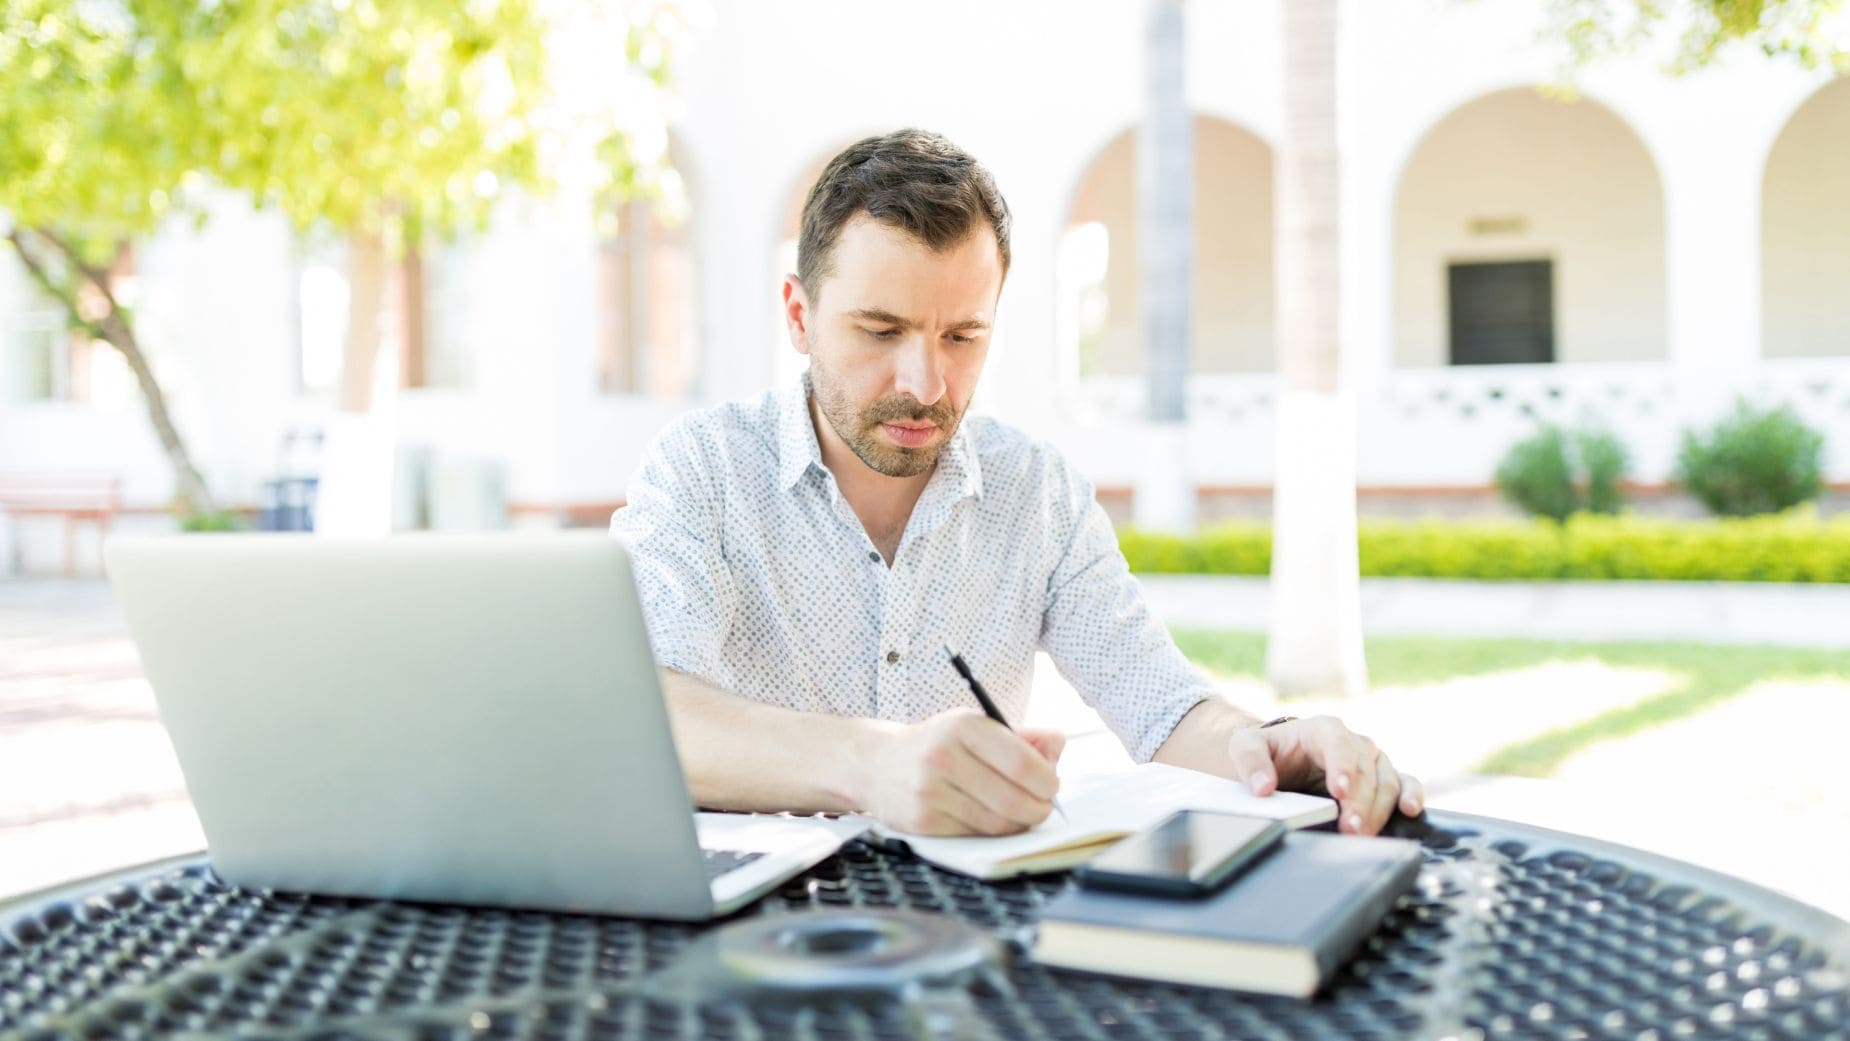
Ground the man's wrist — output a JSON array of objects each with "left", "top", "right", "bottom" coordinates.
[{"left": 835, "top": 716, "right": 904, "bottom": 814}]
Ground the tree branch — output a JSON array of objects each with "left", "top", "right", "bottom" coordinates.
[
  {"left": 10, "top": 225, "right": 219, "bottom": 516},
  {"left": 5, "top": 228, "right": 83, "bottom": 322},
  {"left": 36, "top": 227, "right": 127, "bottom": 319}
]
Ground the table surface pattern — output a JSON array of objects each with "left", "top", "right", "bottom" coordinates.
[{"left": 2, "top": 813, "right": 1846, "bottom": 1041}]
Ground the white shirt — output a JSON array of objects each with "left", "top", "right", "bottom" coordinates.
[{"left": 608, "top": 375, "right": 1212, "bottom": 762}]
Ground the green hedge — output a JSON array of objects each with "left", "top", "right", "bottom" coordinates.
[{"left": 1117, "top": 510, "right": 1850, "bottom": 583}]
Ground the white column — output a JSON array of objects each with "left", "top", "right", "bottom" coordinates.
[
  {"left": 1333, "top": 0, "right": 1393, "bottom": 400},
  {"left": 1267, "top": 388, "right": 1366, "bottom": 696},
  {"left": 1134, "top": 424, "right": 1197, "bottom": 532},
  {"left": 1337, "top": 178, "right": 1394, "bottom": 392},
  {"left": 1658, "top": 103, "right": 1768, "bottom": 427},
  {"left": 1337, "top": 109, "right": 1398, "bottom": 490},
  {"left": 983, "top": 200, "right": 1062, "bottom": 433}
]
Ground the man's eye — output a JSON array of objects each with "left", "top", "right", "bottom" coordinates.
[
  {"left": 949, "top": 333, "right": 976, "bottom": 344},
  {"left": 867, "top": 328, "right": 900, "bottom": 340}
]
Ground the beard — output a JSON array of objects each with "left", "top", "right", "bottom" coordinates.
[{"left": 808, "top": 354, "right": 966, "bottom": 479}]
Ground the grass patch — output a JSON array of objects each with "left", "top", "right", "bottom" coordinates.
[{"left": 1170, "top": 628, "right": 1850, "bottom": 777}]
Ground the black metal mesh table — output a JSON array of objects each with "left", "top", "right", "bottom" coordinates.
[{"left": 3, "top": 812, "right": 1846, "bottom": 1041}]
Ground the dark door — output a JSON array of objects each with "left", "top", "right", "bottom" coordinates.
[{"left": 1448, "top": 260, "right": 1554, "bottom": 365}]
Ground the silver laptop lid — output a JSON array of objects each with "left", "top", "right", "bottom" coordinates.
[{"left": 105, "top": 533, "right": 717, "bottom": 920}]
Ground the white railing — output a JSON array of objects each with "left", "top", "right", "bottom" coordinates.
[
  {"left": 1364, "top": 362, "right": 1680, "bottom": 485},
  {"left": 1059, "top": 358, "right": 1850, "bottom": 487},
  {"left": 1758, "top": 359, "right": 1850, "bottom": 471}
]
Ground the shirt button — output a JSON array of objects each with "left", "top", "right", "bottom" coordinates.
[
  {"left": 867, "top": 550, "right": 880, "bottom": 562},
  {"left": 885, "top": 650, "right": 900, "bottom": 665}
]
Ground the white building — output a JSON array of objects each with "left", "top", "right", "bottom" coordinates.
[{"left": 3, "top": 0, "right": 1848, "bottom": 573}]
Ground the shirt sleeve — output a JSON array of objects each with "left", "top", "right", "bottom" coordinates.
[
  {"left": 608, "top": 419, "right": 736, "bottom": 686},
  {"left": 1037, "top": 461, "right": 1213, "bottom": 763}
]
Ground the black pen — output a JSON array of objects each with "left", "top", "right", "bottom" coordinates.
[{"left": 946, "top": 646, "right": 1069, "bottom": 824}]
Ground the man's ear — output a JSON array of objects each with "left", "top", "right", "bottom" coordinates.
[{"left": 782, "top": 275, "right": 813, "bottom": 357}]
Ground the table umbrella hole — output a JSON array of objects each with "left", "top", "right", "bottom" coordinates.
[{"left": 777, "top": 921, "right": 893, "bottom": 958}]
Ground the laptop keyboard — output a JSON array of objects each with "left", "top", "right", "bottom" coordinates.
[{"left": 701, "top": 848, "right": 766, "bottom": 882}]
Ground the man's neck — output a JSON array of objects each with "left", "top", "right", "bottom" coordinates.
[{"left": 808, "top": 393, "right": 933, "bottom": 561}]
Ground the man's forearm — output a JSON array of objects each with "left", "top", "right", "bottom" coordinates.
[
  {"left": 1151, "top": 696, "right": 1264, "bottom": 778},
  {"left": 657, "top": 668, "right": 897, "bottom": 814}
]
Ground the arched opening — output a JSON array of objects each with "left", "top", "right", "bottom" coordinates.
[
  {"left": 1393, "top": 87, "right": 1666, "bottom": 367},
  {"left": 1059, "top": 115, "right": 1275, "bottom": 379},
  {"left": 1762, "top": 77, "right": 1850, "bottom": 358}
]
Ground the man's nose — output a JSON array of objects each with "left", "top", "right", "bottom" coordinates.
[{"left": 892, "top": 335, "right": 947, "bottom": 407}]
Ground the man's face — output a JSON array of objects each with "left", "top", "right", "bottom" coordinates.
[{"left": 784, "top": 214, "right": 1004, "bottom": 478}]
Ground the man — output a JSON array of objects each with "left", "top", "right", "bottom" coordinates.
[{"left": 611, "top": 129, "right": 1422, "bottom": 837}]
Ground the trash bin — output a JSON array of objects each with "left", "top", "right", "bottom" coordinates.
[
  {"left": 260, "top": 426, "right": 325, "bottom": 532},
  {"left": 258, "top": 476, "right": 319, "bottom": 531}
]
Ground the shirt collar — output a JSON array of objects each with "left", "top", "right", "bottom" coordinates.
[
  {"left": 777, "top": 369, "right": 984, "bottom": 502},
  {"left": 935, "top": 415, "right": 984, "bottom": 502},
  {"left": 776, "top": 372, "right": 822, "bottom": 491}
]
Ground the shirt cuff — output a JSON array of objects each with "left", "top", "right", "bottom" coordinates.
[{"left": 1128, "top": 690, "right": 1213, "bottom": 764}]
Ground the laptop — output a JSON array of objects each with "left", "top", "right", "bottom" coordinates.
[{"left": 104, "top": 533, "right": 853, "bottom": 920}]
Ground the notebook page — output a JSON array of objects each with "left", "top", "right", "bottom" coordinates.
[{"left": 878, "top": 763, "right": 1336, "bottom": 878}]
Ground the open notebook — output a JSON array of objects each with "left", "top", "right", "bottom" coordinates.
[{"left": 863, "top": 763, "right": 1338, "bottom": 879}]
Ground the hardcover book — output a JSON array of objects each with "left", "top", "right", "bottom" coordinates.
[{"left": 1033, "top": 830, "right": 1422, "bottom": 997}]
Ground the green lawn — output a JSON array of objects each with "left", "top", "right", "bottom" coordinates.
[{"left": 1170, "top": 629, "right": 1850, "bottom": 777}]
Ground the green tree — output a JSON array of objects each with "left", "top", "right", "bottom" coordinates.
[
  {"left": 1543, "top": 0, "right": 1850, "bottom": 72},
  {"left": 1, "top": 0, "right": 680, "bottom": 519}
]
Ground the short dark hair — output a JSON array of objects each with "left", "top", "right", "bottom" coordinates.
[{"left": 796, "top": 128, "right": 1012, "bottom": 300}]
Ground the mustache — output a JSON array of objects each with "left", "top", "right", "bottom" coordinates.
[{"left": 863, "top": 397, "right": 956, "bottom": 427}]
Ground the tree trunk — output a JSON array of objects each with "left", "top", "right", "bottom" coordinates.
[
  {"left": 1266, "top": 0, "right": 1368, "bottom": 698},
  {"left": 7, "top": 228, "right": 218, "bottom": 517},
  {"left": 343, "top": 230, "right": 388, "bottom": 412},
  {"left": 399, "top": 238, "right": 427, "bottom": 390},
  {"left": 1133, "top": 0, "right": 1197, "bottom": 532}
]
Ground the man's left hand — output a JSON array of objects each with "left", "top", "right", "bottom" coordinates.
[{"left": 1225, "top": 716, "right": 1424, "bottom": 836}]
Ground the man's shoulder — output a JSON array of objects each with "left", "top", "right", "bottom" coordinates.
[
  {"left": 963, "top": 415, "right": 1089, "bottom": 500},
  {"left": 651, "top": 387, "right": 783, "bottom": 465}
]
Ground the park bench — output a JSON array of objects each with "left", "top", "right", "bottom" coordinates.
[{"left": 0, "top": 471, "right": 122, "bottom": 577}]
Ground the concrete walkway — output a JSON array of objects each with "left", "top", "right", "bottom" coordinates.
[
  {"left": 0, "top": 580, "right": 202, "bottom": 898},
  {"left": 1139, "top": 574, "right": 1850, "bottom": 648}
]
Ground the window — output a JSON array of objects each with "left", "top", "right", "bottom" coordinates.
[
  {"left": 1448, "top": 260, "right": 1554, "bottom": 365},
  {"left": 598, "top": 199, "right": 697, "bottom": 397},
  {"left": 420, "top": 240, "right": 475, "bottom": 390},
  {"left": 11, "top": 286, "right": 70, "bottom": 402},
  {"left": 5, "top": 283, "right": 128, "bottom": 407},
  {"left": 8, "top": 252, "right": 143, "bottom": 408},
  {"left": 294, "top": 231, "right": 349, "bottom": 395},
  {"left": 341, "top": 233, "right": 459, "bottom": 395}
]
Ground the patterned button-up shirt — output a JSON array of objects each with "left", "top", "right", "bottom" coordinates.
[{"left": 608, "top": 374, "right": 1212, "bottom": 762}]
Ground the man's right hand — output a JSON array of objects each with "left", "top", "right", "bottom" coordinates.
[{"left": 859, "top": 707, "right": 1065, "bottom": 836}]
